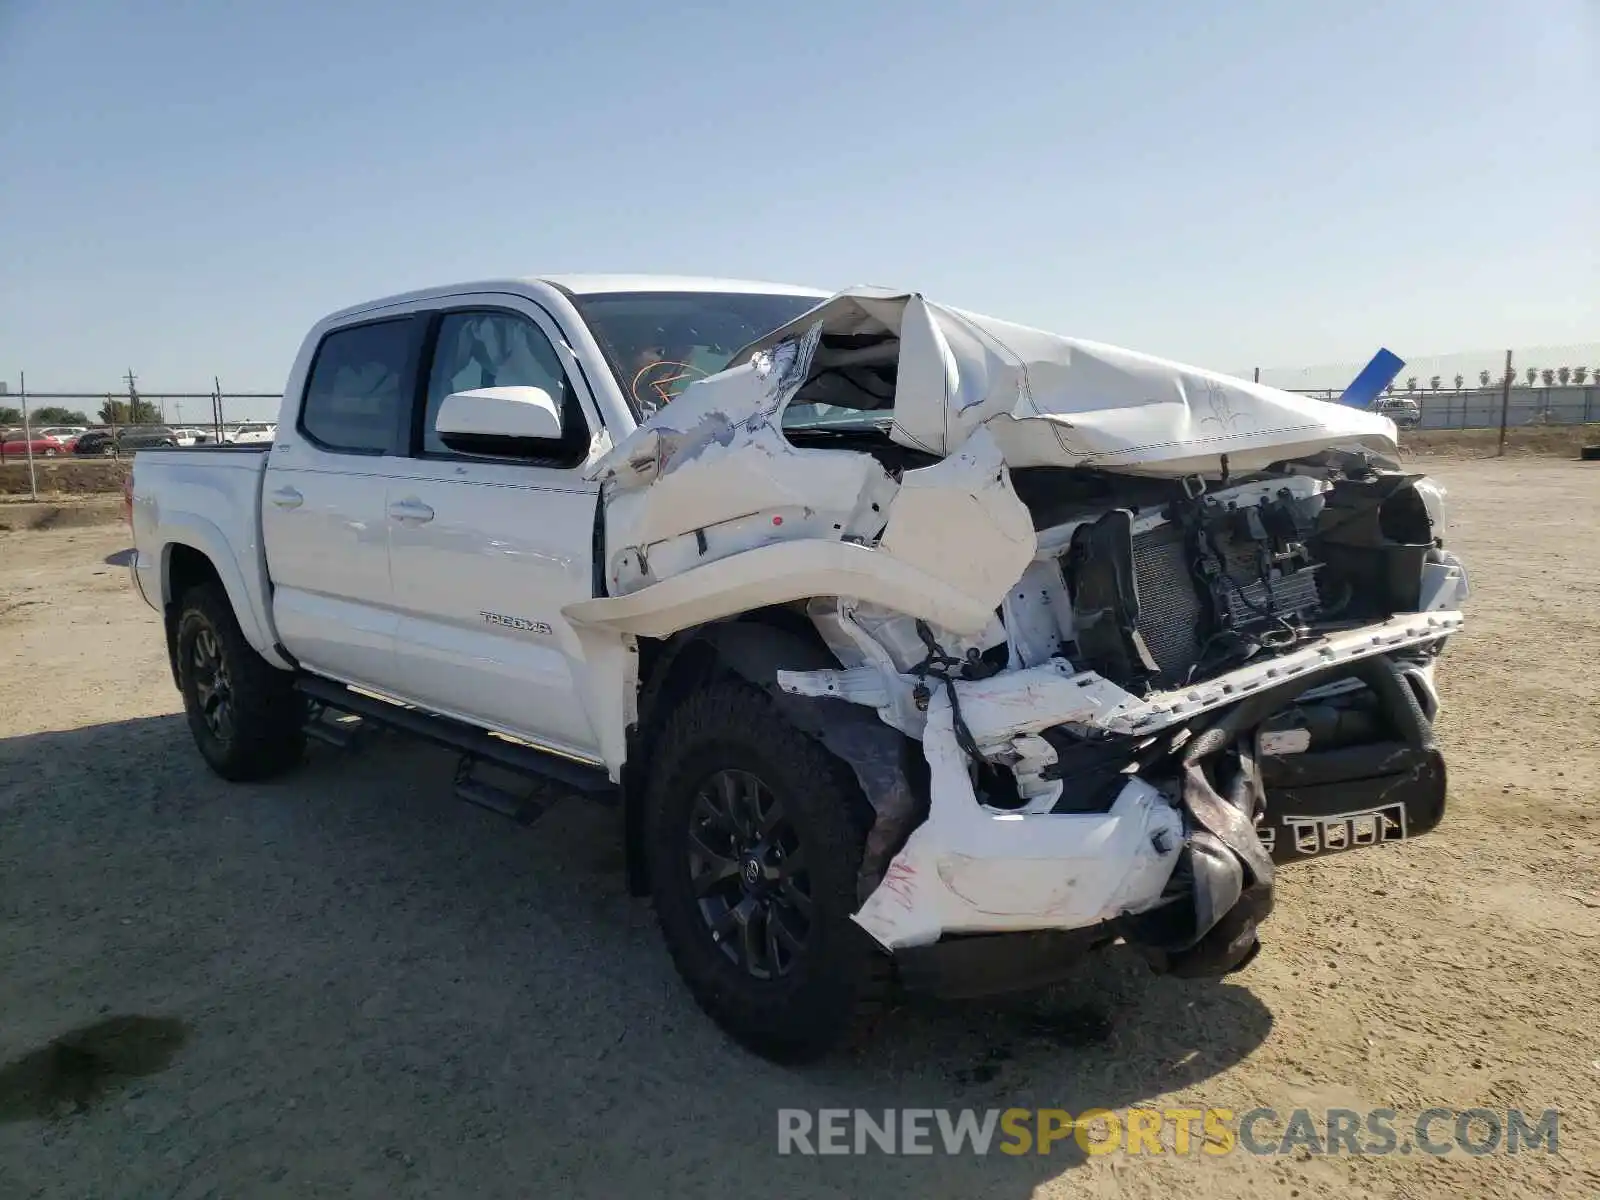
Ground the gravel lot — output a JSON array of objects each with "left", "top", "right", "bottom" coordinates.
[{"left": 1, "top": 457, "right": 1596, "bottom": 1199}]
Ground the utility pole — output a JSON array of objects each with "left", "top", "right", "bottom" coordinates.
[
  {"left": 124, "top": 368, "right": 140, "bottom": 423},
  {"left": 1497, "top": 350, "right": 1513, "bottom": 457},
  {"left": 20, "top": 371, "right": 38, "bottom": 501}
]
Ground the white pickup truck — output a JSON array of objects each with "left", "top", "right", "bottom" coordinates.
[
  {"left": 222, "top": 422, "right": 277, "bottom": 445},
  {"left": 131, "top": 274, "right": 1469, "bottom": 1061}
]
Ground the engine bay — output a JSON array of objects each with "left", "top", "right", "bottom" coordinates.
[{"left": 1058, "top": 465, "right": 1445, "bottom": 693}]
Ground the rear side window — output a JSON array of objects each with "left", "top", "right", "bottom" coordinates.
[{"left": 301, "top": 320, "right": 413, "bottom": 453}]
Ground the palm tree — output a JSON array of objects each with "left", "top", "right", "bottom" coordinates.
[
  {"left": 1429, "top": 375, "right": 1442, "bottom": 390},
  {"left": 1479, "top": 369, "right": 1491, "bottom": 387},
  {"left": 1525, "top": 367, "right": 1538, "bottom": 386},
  {"left": 1453, "top": 373, "right": 1464, "bottom": 390},
  {"left": 1541, "top": 368, "right": 1555, "bottom": 387},
  {"left": 1405, "top": 376, "right": 1418, "bottom": 392},
  {"left": 1557, "top": 366, "right": 1571, "bottom": 386},
  {"left": 1575, "top": 366, "right": 1590, "bottom": 385}
]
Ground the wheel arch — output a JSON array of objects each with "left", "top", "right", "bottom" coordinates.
[
  {"left": 620, "top": 605, "right": 921, "bottom": 900},
  {"left": 161, "top": 543, "right": 226, "bottom": 689},
  {"left": 154, "top": 518, "right": 291, "bottom": 676},
  {"left": 621, "top": 606, "right": 820, "bottom": 895}
]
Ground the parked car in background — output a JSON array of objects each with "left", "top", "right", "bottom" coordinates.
[
  {"left": 72, "top": 430, "right": 119, "bottom": 456},
  {"left": 118, "top": 425, "right": 182, "bottom": 451},
  {"left": 1, "top": 431, "right": 68, "bottom": 458},
  {"left": 70, "top": 426, "right": 182, "bottom": 455},
  {"left": 1373, "top": 395, "right": 1421, "bottom": 427},
  {"left": 38, "top": 425, "right": 89, "bottom": 444},
  {"left": 223, "top": 422, "right": 276, "bottom": 445},
  {"left": 171, "top": 428, "right": 211, "bottom": 446}
]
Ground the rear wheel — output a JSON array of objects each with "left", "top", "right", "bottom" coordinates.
[
  {"left": 175, "top": 582, "right": 304, "bottom": 781},
  {"left": 644, "top": 681, "right": 889, "bottom": 1062}
]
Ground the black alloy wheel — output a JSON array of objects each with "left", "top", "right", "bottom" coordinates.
[
  {"left": 643, "top": 680, "right": 889, "bottom": 1062},
  {"left": 189, "top": 623, "right": 235, "bottom": 745},
  {"left": 688, "top": 768, "right": 814, "bottom": 980}
]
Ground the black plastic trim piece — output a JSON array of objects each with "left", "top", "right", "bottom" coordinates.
[{"left": 294, "top": 675, "right": 616, "bottom": 799}]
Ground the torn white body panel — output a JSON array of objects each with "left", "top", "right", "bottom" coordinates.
[
  {"left": 563, "top": 538, "right": 1003, "bottom": 641},
  {"left": 732, "top": 288, "right": 1399, "bottom": 477},
  {"left": 587, "top": 317, "right": 1038, "bottom": 626},
  {"left": 876, "top": 428, "right": 1037, "bottom": 601},
  {"left": 851, "top": 686, "right": 1183, "bottom": 950},
  {"left": 589, "top": 348, "right": 897, "bottom": 596}
]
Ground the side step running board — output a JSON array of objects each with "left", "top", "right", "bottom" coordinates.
[
  {"left": 295, "top": 676, "right": 617, "bottom": 801},
  {"left": 453, "top": 755, "right": 554, "bottom": 825}
]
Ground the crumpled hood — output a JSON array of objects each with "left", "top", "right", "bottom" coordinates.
[{"left": 723, "top": 287, "right": 1399, "bottom": 477}]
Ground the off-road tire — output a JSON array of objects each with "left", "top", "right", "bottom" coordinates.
[
  {"left": 645, "top": 680, "right": 891, "bottom": 1062},
  {"left": 175, "top": 582, "right": 305, "bottom": 782}
]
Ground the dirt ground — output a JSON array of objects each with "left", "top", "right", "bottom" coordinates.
[
  {"left": 1400, "top": 423, "right": 1598, "bottom": 459},
  {"left": 0, "top": 458, "right": 1595, "bottom": 1199},
  {"left": 0, "top": 459, "right": 129, "bottom": 498}
]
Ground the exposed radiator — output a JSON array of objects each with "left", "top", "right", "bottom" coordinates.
[
  {"left": 1221, "top": 568, "right": 1322, "bottom": 628},
  {"left": 1131, "top": 521, "right": 1321, "bottom": 686},
  {"left": 1130, "top": 523, "right": 1204, "bottom": 685}
]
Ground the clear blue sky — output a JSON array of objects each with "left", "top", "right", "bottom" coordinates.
[{"left": 2, "top": 0, "right": 1595, "bottom": 420}]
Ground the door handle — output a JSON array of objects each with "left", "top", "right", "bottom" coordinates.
[
  {"left": 270, "top": 486, "right": 303, "bottom": 510},
  {"left": 387, "top": 498, "right": 435, "bottom": 524}
]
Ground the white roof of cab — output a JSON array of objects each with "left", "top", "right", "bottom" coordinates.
[
  {"left": 539, "top": 274, "right": 827, "bottom": 297},
  {"left": 325, "top": 274, "right": 827, "bottom": 323}
]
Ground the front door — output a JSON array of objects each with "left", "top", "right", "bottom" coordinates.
[{"left": 384, "top": 300, "right": 605, "bottom": 759}]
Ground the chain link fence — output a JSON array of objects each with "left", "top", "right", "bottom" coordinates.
[
  {"left": 1286, "top": 385, "right": 1597, "bottom": 429},
  {"left": 2, "top": 384, "right": 281, "bottom": 465}
]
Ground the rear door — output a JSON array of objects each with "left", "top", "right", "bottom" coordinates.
[
  {"left": 262, "top": 316, "right": 419, "bottom": 690},
  {"left": 383, "top": 298, "right": 606, "bottom": 759}
]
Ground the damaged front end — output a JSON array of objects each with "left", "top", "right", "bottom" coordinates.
[{"left": 565, "top": 287, "right": 1468, "bottom": 994}]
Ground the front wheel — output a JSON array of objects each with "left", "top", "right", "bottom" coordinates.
[
  {"left": 175, "top": 582, "right": 305, "bottom": 781},
  {"left": 644, "top": 681, "right": 889, "bottom": 1062},
  {"left": 42, "top": 448, "right": 57, "bottom": 457}
]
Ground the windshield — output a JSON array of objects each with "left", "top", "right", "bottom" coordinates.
[{"left": 570, "top": 290, "right": 822, "bottom": 417}]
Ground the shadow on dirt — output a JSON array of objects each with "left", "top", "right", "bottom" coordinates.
[
  {"left": 0, "top": 1016, "right": 189, "bottom": 1123},
  {"left": 0, "top": 715, "right": 1276, "bottom": 1196},
  {"left": 103, "top": 547, "right": 135, "bottom": 567}
]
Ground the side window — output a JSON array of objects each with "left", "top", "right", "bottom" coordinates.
[
  {"left": 422, "top": 310, "right": 589, "bottom": 464},
  {"left": 300, "top": 319, "right": 413, "bottom": 454}
]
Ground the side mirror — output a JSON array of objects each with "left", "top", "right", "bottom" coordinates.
[{"left": 436, "top": 386, "right": 563, "bottom": 457}]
